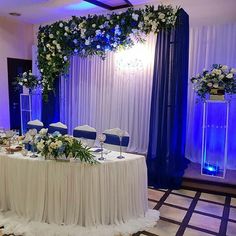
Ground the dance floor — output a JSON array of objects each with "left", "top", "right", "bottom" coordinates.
[{"left": 1, "top": 188, "right": 235, "bottom": 236}]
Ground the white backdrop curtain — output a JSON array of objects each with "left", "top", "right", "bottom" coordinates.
[
  {"left": 186, "top": 22, "right": 236, "bottom": 169},
  {"left": 60, "top": 34, "right": 156, "bottom": 153}
]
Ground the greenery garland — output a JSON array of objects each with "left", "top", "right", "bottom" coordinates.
[{"left": 37, "top": 5, "right": 179, "bottom": 100}]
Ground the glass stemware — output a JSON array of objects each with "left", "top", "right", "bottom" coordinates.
[
  {"left": 97, "top": 134, "right": 106, "bottom": 161},
  {"left": 117, "top": 130, "right": 125, "bottom": 159}
]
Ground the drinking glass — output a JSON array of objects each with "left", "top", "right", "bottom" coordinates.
[{"left": 117, "top": 130, "right": 125, "bottom": 159}]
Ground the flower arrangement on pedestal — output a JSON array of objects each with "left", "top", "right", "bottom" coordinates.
[
  {"left": 35, "top": 129, "right": 96, "bottom": 163},
  {"left": 16, "top": 70, "right": 41, "bottom": 91},
  {"left": 37, "top": 4, "right": 179, "bottom": 99},
  {"left": 191, "top": 64, "right": 236, "bottom": 100}
]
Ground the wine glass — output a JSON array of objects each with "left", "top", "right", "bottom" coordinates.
[
  {"left": 117, "top": 130, "right": 125, "bottom": 159},
  {"left": 97, "top": 134, "right": 106, "bottom": 161}
]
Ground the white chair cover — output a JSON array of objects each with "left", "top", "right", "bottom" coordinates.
[
  {"left": 27, "top": 120, "right": 44, "bottom": 132},
  {"left": 73, "top": 125, "right": 96, "bottom": 147},
  {"left": 103, "top": 128, "right": 129, "bottom": 152},
  {"left": 48, "top": 122, "right": 68, "bottom": 135}
]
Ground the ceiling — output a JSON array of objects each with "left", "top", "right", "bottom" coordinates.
[{"left": 0, "top": 0, "right": 236, "bottom": 25}]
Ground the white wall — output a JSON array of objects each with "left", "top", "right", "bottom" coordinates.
[{"left": 0, "top": 16, "right": 33, "bottom": 128}]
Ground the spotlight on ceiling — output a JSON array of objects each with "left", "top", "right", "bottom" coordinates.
[
  {"left": 66, "top": 2, "right": 96, "bottom": 10},
  {"left": 9, "top": 12, "right": 21, "bottom": 16}
]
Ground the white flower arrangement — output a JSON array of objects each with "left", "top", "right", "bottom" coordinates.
[
  {"left": 16, "top": 70, "right": 41, "bottom": 90},
  {"left": 25, "top": 130, "right": 97, "bottom": 163},
  {"left": 191, "top": 64, "right": 236, "bottom": 99}
]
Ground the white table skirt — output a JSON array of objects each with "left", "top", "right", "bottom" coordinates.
[{"left": 0, "top": 151, "right": 148, "bottom": 227}]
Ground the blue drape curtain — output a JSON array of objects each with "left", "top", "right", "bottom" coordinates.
[
  {"left": 41, "top": 78, "right": 60, "bottom": 127},
  {"left": 147, "top": 9, "right": 189, "bottom": 189}
]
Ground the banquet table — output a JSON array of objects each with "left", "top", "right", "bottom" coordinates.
[{"left": 0, "top": 150, "right": 149, "bottom": 227}]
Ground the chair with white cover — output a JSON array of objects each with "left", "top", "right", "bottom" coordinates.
[
  {"left": 73, "top": 125, "right": 96, "bottom": 147},
  {"left": 103, "top": 128, "right": 129, "bottom": 152},
  {"left": 48, "top": 122, "right": 68, "bottom": 135},
  {"left": 27, "top": 119, "right": 44, "bottom": 132}
]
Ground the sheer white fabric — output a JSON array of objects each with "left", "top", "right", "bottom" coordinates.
[
  {"left": 186, "top": 22, "right": 236, "bottom": 169},
  {"left": 60, "top": 34, "right": 156, "bottom": 153}
]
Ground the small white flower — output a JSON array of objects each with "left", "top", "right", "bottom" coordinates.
[
  {"left": 207, "top": 82, "right": 213, "bottom": 87},
  {"left": 95, "top": 29, "right": 102, "bottom": 36},
  {"left": 64, "top": 26, "right": 69, "bottom": 32},
  {"left": 221, "top": 65, "right": 228, "bottom": 70},
  {"left": 73, "top": 39, "right": 78, "bottom": 44},
  {"left": 49, "top": 34, "right": 54, "bottom": 39},
  {"left": 158, "top": 13, "right": 165, "bottom": 19},
  {"left": 59, "top": 22, "right": 63, "bottom": 28},
  {"left": 23, "top": 79, "right": 27, "bottom": 82},
  {"left": 85, "top": 39, "right": 90, "bottom": 45},
  {"left": 63, "top": 56, "right": 68, "bottom": 61},
  {"left": 39, "top": 128, "right": 48, "bottom": 136},
  {"left": 132, "top": 13, "right": 139, "bottom": 21},
  {"left": 96, "top": 45, "right": 101, "bottom": 49},
  {"left": 19, "top": 82, "right": 23, "bottom": 85},
  {"left": 213, "top": 83, "right": 219, "bottom": 88},
  {"left": 144, "top": 16, "right": 149, "bottom": 21},
  {"left": 74, "top": 49, "right": 78, "bottom": 53},
  {"left": 64, "top": 32, "right": 68, "bottom": 36},
  {"left": 226, "top": 73, "right": 233, "bottom": 79},
  {"left": 46, "top": 43, "right": 50, "bottom": 48},
  {"left": 230, "top": 68, "right": 236, "bottom": 73},
  {"left": 92, "top": 23, "right": 96, "bottom": 28}
]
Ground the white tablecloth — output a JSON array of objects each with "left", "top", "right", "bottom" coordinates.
[{"left": 0, "top": 151, "right": 149, "bottom": 227}]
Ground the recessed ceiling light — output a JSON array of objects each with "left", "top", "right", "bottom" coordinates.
[{"left": 9, "top": 12, "right": 21, "bottom": 16}]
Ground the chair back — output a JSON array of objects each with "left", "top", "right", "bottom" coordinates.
[
  {"left": 48, "top": 122, "right": 68, "bottom": 135},
  {"left": 103, "top": 128, "right": 129, "bottom": 152},
  {"left": 73, "top": 125, "right": 96, "bottom": 147},
  {"left": 27, "top": 120, "right": 44, "bottom": 132}
]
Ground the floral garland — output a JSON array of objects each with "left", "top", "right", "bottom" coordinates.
[{"left": 37, "top": 5, "right": 179, "bottom": 99}]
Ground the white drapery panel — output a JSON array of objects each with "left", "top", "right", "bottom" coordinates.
[
  {"left": 60, "top": 34, "right": 156, "bottom": 153},
  {"left": 186, "top": 22, "right": 236, "bottom": 169}
]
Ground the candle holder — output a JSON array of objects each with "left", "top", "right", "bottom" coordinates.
[
  {"left": 97, "top": 134, "right": 106, "bottom": 161},
  {"left": 117, "top": 130, "right": 125, "bottom": 159}
]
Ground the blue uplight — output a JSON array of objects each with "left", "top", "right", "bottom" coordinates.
[
  {"left": 206, "top": 166, "right": 215, "bottom": 172},
  {"left": 66, "top": 2, "right": 96, "bottom": 10}
]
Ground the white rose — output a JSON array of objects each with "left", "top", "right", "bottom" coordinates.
[
  {"left": 207, "top": 82, "right": 213, "bottom": 87},
  {"left": 49, "top": 34, "right": 54, "bottom": 39},
  {"left": 64, "top": 26, "right": 69, "bottom": 32},
  {"left": 230, "top": 68, "right": 236, "bottom": 73},
  {"left": 226, "top": 73, "right": 233, "bottom": 79},
  {"left": 64, "top": 32, "right": 68, "bottom": 36},
  {"left": 59, "top": 22, "right": 63, "bottom": 28},
  {"left": 158, "top": 13, "right": 165, "bottom": 19},
  {"left": 132, "top": 13, "right": 139, "bottom": 21},
  {"left": 23, "top": 79, "right": 27, "bottom": 82},
  {"left": 92, "top": 24, "right": 96, "bottom": 28},
  {"left": 39, "top": 128, "right": 48, "bottom": 136},
  {"left": 213, "top": 83, "right": 219, "bottom": 88},
  {"left": 222, "top": 65, "right": 228, "bottom": 70},
  {"left": 96, "top": 45, "right": 101, "bottom": 49}
]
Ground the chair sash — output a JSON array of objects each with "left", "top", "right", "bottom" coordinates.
[
  {"left": 48, "top": 126, "right": 68, "bottom": 135},
  {"left": 27, "top": 124, "right": 43, "bottom": 132},
  {"left": 73, "top": 130, "right": 96, "bottom": 140},
  {"left": 103, "top": 133, "right": 129, "bottom": 147}
]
